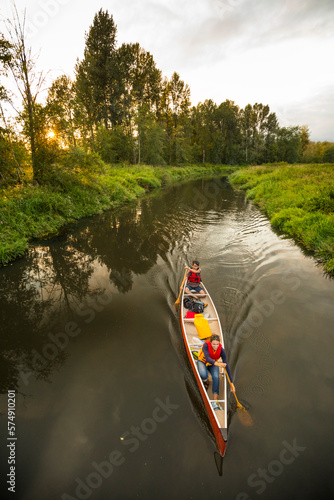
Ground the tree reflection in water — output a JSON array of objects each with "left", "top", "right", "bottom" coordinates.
[{"left": 0, "top": 178, "right": 232, "bottom": 392}]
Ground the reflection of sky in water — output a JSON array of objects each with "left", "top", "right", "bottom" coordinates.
[{"left": 88, "top": 260, "right": 121, "bottom": 293}]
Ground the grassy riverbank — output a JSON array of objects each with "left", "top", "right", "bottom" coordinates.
[
  {"left": 229, "top": 163, "right": 334, "bottom": 274},
  {"left": 0, "top": 163, "right": 235, "bottom": 266}
]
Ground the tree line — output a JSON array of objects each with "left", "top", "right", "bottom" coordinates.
[{"left": 0, "top": 8, "right": 331, "bottom": 185}]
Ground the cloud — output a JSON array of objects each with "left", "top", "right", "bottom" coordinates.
[
  {"left": 3, "top": 0, "right": 334, "bottom": 140},
  {"left": 154, "top": 0, "right": 334, "bottom": 142},
  {"left": 277, "top": 84, "right": 334, "bottom": 141},
  {"left": 172, "top": 0, "right": 334, "bottom": 67}
]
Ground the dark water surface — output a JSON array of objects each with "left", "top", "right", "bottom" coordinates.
[{"left": 1, "top": 178, "right": 333, "bottom": 500}]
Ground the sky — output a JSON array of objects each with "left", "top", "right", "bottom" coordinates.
[{"left": 1, "top": 0, "right": 334, "bottom": 141}]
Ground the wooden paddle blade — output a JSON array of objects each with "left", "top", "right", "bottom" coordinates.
[
  {"left": 236, "top": 407, "right": 254, "bottom": 427},
  {"left": 230, "top": 382, "right": 254, "bottom": 426},
  {"left": 175, "top": 269, "right": 188, "bottom": 308}
]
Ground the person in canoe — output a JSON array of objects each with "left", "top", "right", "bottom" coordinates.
[
  {"left": 197, "top": 334, "right": 235, "bottom": 409},
  {"left": 185, "top": 260, "right": 205, "bottom": 298}
]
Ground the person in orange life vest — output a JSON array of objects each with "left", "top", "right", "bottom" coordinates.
[
  {"left": 185, "top": 260, "right": 205, "bottom": 298},
  {"left": 197, "top": 334, "right": 235, "bottom": 403}
]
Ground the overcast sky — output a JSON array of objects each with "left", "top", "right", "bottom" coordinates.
[{"left": 1, "top": 0, "right": 334, "bottom": 141}]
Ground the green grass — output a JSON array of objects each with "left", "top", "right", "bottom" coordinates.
[
  {"left": 0, "top": 163, "right": 236, "bottom": 266},
  {"left": 4, "top": 161, "right": 333, "bottom": 274},
  {"left": 229, "top": 163, "right": 334, "bottom": 275}
]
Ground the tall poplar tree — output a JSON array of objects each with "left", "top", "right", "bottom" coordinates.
[
  {"left": 160, "top": 72, "right": 191, "bottom": 163},
  {"left": 75, "top": 9, "right": 118, "bottom": 136},
  {"left": 116, "top": 43, "right": 162, "bottom": 161}
]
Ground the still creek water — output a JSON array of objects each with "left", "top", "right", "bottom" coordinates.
[{"left": 0, "top": 177, "right": 334, "bottom": 500}]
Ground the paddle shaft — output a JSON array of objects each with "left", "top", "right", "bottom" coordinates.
[
  {"left": 223, "top": 367, "right": 245, "bottom": 409},
  {"left": 175, "top": 268, "right": 188, "bottom": 305}
]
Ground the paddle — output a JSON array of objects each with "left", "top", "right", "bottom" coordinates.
[
  {"left": 223, "top": 367, "right": 254, "bottom": 427},
  {"left": 174, "top": 268, "right": 188, "bottom": 308}
]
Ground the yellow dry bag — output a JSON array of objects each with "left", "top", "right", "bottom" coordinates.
[{"left": 194, "top": 314, "right": 212, "bottom": 340}]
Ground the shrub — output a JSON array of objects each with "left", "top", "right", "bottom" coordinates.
[{"left": 61, "top": 147, "right": 106, "bottom": 174}]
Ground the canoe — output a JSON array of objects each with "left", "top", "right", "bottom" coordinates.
[{"left": 180, "top": 281, "right": 228, "bottom": 457}]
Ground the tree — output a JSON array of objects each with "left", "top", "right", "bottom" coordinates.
[
  {"left": 240, "top": 103, "right": 269, "bottom": 163},
  {"left": 160, "top": 72, "right": 191, "bottom": 163},
  {"left": 241, "top": 104, "right": 254, "bottom": 162},
  {"left": 303, "top": 141, "right": 334, "bottom": 163},
  {"left": 95, "top": 124, "right": 133, "bottom": 163},
  {"left": 0, "top": 125, "right": 27, "bottom": 184},
  {"left": 251, "top": 103, "right": 270, "bottom": 163},
  {"left": 19, "top": 102, "right": 61, "bottom": 173},
  {"left": 135, "top": 105, "right": 165, "bottom": 165},
  {"left": 0, "top": 34, "right": 12, "bottom": 101},
  {"left": 125, "top": 43, "right": 162, "bottom": 112},
  {"left": 276, "top": 126, "right": 303, "bottom": 163},
  {"left": 46, "top": 75, "right": 79, "bottom": 147},
  {"left": 300, "top": 125, "right": 310, "bottom": 155},
  {"left": 263, "top": 112, "right": 279, "bottom": 162},
  {"left": 6, "top": 7, "right": 48, "bottom": 183},
  {"left": 239, "top": 103, "right": 282, "bottom": 164},
  {"left": 115, "top": 42, "right": 162, "bottom": 159},
  {"left": 218, "top": 100, "right": 242, "bottom": 164},
  {"left": 75, "top": 9, "right": 118, "bottom": 137},
  {"left": 0, "top": 33, "right": 25, "bottom": 184},
  {"left": 190, "top": 100, "right": 218, "bottom": 164},
  {"left": 323, "top": 144, "right": 334, "bottom": 163}
]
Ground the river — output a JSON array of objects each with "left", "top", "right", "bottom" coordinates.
[{"left": 0, "top": 177, "right": 333, "bottom": 500}]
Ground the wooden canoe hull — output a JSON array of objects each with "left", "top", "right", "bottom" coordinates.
[{"left": 180, "top": 282, "right": 228, "bottom": 457}]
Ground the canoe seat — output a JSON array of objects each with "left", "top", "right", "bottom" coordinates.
[
  {"left": 183, "top": 318, "right": 218, "bottom": 323},
  {"left": 184, "top": 293, "right": 207, "bottom": 297}
]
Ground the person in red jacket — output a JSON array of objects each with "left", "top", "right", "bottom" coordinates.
[
  {"left": 185, "top": 260, "right": 205, "bottom": 297},
  {"left": 197, "top": 334, "right": 235, "bottom": 410}
]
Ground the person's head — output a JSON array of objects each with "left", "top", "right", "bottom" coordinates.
[
  {"left": 210, "top": 334, "right": 220, "bottom": 351},
  {"left": 192, "top": 260, "right": 199, "bottom": 269}
]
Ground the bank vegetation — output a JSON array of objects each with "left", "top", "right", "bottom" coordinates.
[
  {"left": 1, "top": 8, "right": 316, "bottom": 189},
  {"left": 0, "top": 162, "right": 236, "bottom": 265},
  {"left": 1, "top": 9, "right": 333, "bottom": 271},
  {"left": 230, "top": 163, "right": 334, "bottom": 275}
]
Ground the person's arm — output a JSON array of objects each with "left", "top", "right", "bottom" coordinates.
[
  {"left": 185, "top": 266, "right": 201, "bottom": 273},
  {"left": 220, "top": 349, "right": 236, "bottom": 392},
  {"left": 220, "top": 348, "right": 233, "bottom": 382}
]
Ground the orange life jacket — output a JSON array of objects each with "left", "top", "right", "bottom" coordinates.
[
  {"left": 188, "top": 270, "right": 201, "bottom": 284},
  {"left": 198, "top": 340, "right": 222, "bottom": 365}
]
